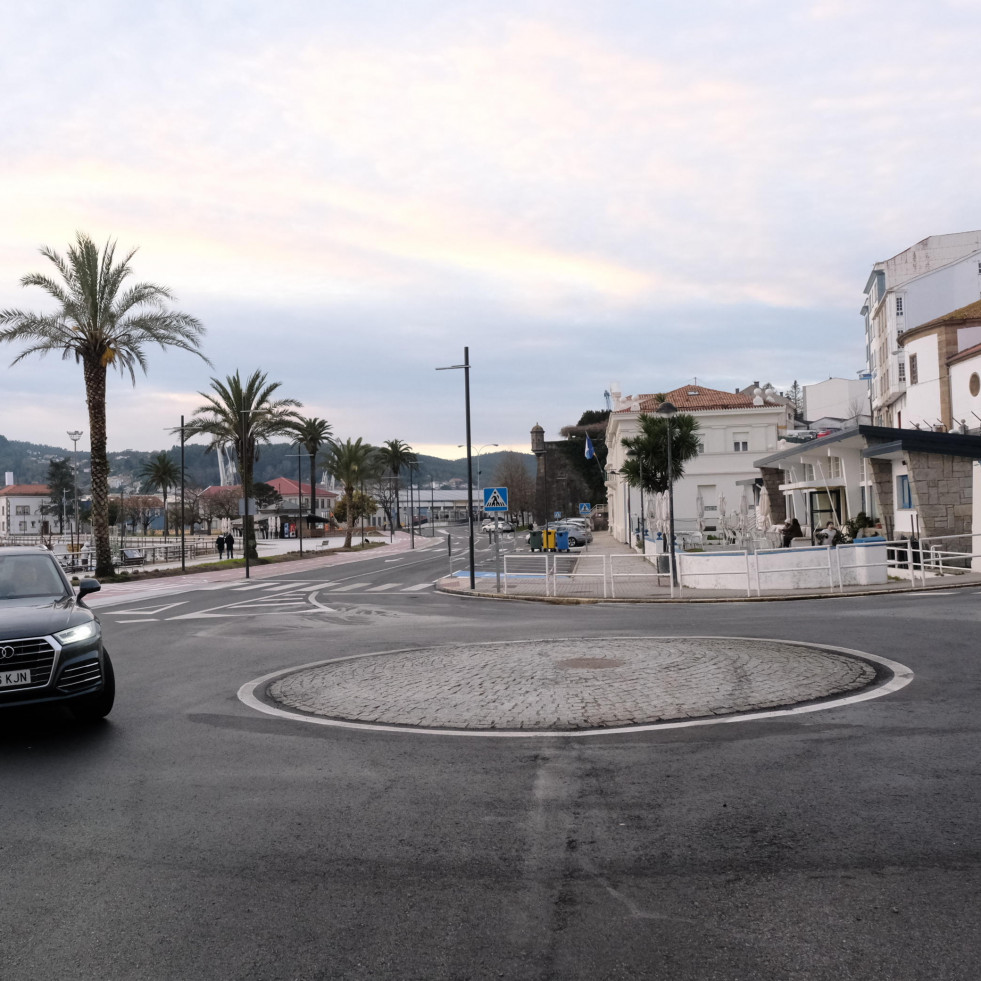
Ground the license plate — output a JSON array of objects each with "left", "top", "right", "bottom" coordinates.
[{"left": 1, "top": 669, "right": 31, "bottom": 687}]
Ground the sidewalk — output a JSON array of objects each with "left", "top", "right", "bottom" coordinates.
[
  {"left": 436, "top": 529, "right": 981, "bottom": 603},
  {"left": 85, "top": 530, "right": 436, "bottom": 607}
]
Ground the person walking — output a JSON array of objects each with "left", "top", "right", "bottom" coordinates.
[
  {"left": 224, "top": 532, "right": 235, "bottom": 560},
  {"left": 781, "top": 517, "right": 803, "bottom": 548},
  {"left": 215, "top": 534, "right": 225, "bottom": 560}
]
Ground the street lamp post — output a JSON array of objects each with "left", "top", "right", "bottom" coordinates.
[
  {"left": 437, "top": 347, "right": 475, "bottom": 591},
  {"left": 626, "top": 447, "right": 646, "bottom": 550},
  {"left": 239, "top": 410, "right": 251, "bottom": 579},
  {"left": 67, "top": 430, "right": 83, "bottom": 557},
  {"left": 287, "top": 446, "right": 305, "bottom": 556},
  {"left": 179, "top": 415, "right": 187, "bottom": 573},
  {"left": 656, "top": 400, "right": 679, "bottom": 587}
]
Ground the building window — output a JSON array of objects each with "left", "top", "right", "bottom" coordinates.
[
  {"left": 970, "top": 372, "right": 980, "bottom": 397},
  {"left": 732, "top": 432, "right": 749, "bottom": 452},
  {"left": 15, "top": 505, "right": 30, "bottom": 515},
  {"left": 828, "top": 456, "right": 842, "bottom": 479},
  {"left": 909, "top": 354, "right": 918, "bottom": 385},
  {"left": 803, "top": 463, "right": 815, "bottom": 482},
  {"left": 897, "top": 474, "right": 913, "bottom": 510},
  {"left": 697, "top": 441, "right": 705, "bottom": 454},
  {"left": 896, "top": 296, "right": 904, "bottom": 316},
  {"left": 898, "top": 361, "right": 906, "bottom": 383}
]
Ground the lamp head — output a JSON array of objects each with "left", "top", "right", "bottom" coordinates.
[{"left": 655, "top": 401, "right": 677, "bottom": 417}]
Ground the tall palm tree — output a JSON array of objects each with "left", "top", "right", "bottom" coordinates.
[
  {"left": 184, "top": 370, "right": 302, "bottom": 559},
  {"left": 0, "top": 232, "right": 207, "bottom": 576},
  {"left": 138, "top": 451, "right": 180, "bottom": 537},
  {"left": 620, "top": 412, "right": 702, "bottom": 494},
  {"left": 325, "top": 438, "right": 379, "bottom": 548},
  {"left": 289, "top": 416, "right": 333, "bottom": 522},
  {"left": 376, "top": 438, "right": 417, "bottom": 530}
]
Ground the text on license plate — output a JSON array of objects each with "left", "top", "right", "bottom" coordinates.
[{"left": 1, "top": 669, "right": 31, "bottom": 687}]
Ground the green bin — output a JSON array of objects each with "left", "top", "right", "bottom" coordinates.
[{"left": 528, "top": 529, "right": 543, "bottom": 552}]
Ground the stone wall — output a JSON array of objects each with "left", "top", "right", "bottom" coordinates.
[
  {"left": 868, "top": 458, "right": 894, "bottom": 535},
  {"left": 907, "top": 450, "right": 974, "bottom": 542},
  {"left": 760, "top": 467, "right": 787, "bottom": 525}
]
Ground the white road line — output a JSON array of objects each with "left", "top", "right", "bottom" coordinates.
[
  {"left": 329, "top": 582, "right": 373, "bottom": 592},
  {"left": 265, "top": 583, "right": 313, "bottom": 593},
  {"left": 110, "top": 618, "right": 159, "bottom": 623},
  {"left": 230, "top": 583, "right": 273, "bottom": 591},
  {"left": 367, "top": 583, "right": 401, "bottom": 592},
  {"left": 401, "top": 582, "right": 433, "bottom": 591}
]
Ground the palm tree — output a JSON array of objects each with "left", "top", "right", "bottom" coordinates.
[
  {"left": 620, "top": 412, "right": 702, "bottom": 494},
  {"left": 325, "top": 438, "right": 380, "bottom": 548},
  {"left": 289, "top": 416, "right": 333, "bottom": 523},
  {"left": 184, "top": 370, "right": 302, "bottom": 559},
  {"left": 375, "top": 438, "right": 417, "bottom": 530},
  {"left": 0, "top": 232, "right": 207, "bottom": 576},
  {"left": 138, "top": 451, "right": 180, "bottom": 537}
]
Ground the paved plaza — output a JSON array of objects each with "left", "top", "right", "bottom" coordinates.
[{"left": 259, "top": 636, "right": 893, "bottom": 733}]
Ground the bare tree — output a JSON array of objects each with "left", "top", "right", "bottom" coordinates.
[{"left": 493, "top": 452, "right": 535, "bottom": 525}]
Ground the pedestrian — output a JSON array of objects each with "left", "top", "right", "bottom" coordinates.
[
  {"left": 225, "top": 532, "right": 235, "bottom": 559},
  {"left": 816, "top": 521, "right": 837, "bottom": 546},
  {"left": 781, "top": 517, "right": 803, "bottom": 548},
  {"left": 216, "top": 534, "right": 225, "bottom": 560}
]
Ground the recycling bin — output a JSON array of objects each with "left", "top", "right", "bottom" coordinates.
[
  {"left": 542, "top": 528, "right": 556, "bottom": 551},
  {"left": 528, "top": 529, "right": 543, "bottom": 552},
  {"left": 555, "top": 529, "right": 570, "bottom": 552}
]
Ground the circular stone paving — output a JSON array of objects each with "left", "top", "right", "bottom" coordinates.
[{"left": 260, "top": 637, "right": 891, "bottom": 733}]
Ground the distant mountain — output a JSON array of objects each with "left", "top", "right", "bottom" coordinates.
[{"left": 1, "top": 435, "right": 535, "bottom": 490}]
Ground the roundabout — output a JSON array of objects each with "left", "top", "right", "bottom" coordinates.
[{"left": 239, "top": 636, "right": 913, "bottom": 737}]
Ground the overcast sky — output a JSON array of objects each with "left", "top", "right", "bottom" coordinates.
[{"left": 3, "top": 0, "right": 980, "bottom": 460}]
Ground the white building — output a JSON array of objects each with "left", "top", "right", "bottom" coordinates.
[
  {"left": 0, "top": 483, "right": 51, "bottom": 538},
  {"left": 605, "top": 383, "right": 794, "bottom": 544},
  {"left": 803, "top": 378, "right": 871, "bottom": 427},
  {"left": 862, "top": 231, "right": 981, "bottom": 426}
]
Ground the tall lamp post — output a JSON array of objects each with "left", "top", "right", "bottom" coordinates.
[
  {"left": 656, "top": 400, "right": 679, "bottom": 586},
  {"left": 67, "top": 429, "right": 83, "bottom": 555},
  {"left": 626, "top": 447, "right": 646, "bottom": 550},
  {"left": 437, "top": 348, "right": 475, "bottom": 591},
  {"left": 287, "top": 446, "right": 305, "bottom": 556}
]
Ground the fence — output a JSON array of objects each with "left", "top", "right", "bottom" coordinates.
[{"left": 444, "top": 538, "right": 973, "bottom": 599}]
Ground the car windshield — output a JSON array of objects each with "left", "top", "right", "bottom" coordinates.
[{"left": 0, "top": 554, "right": 71, "bottom": 602}]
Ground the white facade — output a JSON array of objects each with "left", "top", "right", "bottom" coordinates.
[
  {"left": 862, "top": 232, "right": 981, "bottom": 426},
  {"left": 605, "top": 384, "right": 793, "bottom": 544},
  {"left": 0, "top": 485, "right": 51, "bottom": 537},
  {"left": 803, "top": 378, "right": 871, "bottom": 426}
]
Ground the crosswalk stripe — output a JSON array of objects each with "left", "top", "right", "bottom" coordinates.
[
  {"left": 230, "top": 583, "right": 273, "bottom": 591},
  {"left": 367, "top": 583, "right": 400, "bottom": 591},
  {"left": 401, "top": 582, "right": 433, "bottom": 591},
  {"left": 329, "top": 582, "right": 373, "bottom": 592}
]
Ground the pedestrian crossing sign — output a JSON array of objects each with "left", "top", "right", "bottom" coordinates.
[
  {"left": 483, "top": 487, "right": 509, "bottom": 512},
  {"left": 579, "top": 503, "right": 591, "bottom": 515}
]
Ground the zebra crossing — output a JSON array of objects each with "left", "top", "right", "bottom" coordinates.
[{"left": 103, "top": 577, "right": 434, "bottom": 620}]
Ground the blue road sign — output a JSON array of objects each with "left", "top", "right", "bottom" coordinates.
[
  {"left": 483, "top": 487, "right": 509, "bottom": 512},
  {"left": 579, "top": 503, "right": 591, "bottom": 515}
]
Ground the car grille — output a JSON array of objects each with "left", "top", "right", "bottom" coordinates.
[
  {"left": 0, "top": 637, "right": 56, "bottom": 689},
  {"left": 56, "top": 658, "right": 103, "bottom": 694}
]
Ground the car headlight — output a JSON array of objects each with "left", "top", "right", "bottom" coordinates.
[{"left": 54, "top": 621, "right": 101, "bottom": 645}]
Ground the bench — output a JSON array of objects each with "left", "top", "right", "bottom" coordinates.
[{"left": 120, "top": 548, "right": 145, "bottom": 566}]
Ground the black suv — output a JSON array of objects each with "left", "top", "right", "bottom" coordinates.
[{"left": 0, "top": 547, "right": 114, "bottom": 721}]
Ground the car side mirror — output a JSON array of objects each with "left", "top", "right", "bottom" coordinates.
[{"left": 77, "top": 578, "right": 101, "bottom": 600}]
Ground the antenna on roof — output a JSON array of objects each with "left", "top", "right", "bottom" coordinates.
[{"left": 603, "top": 389, "right": 612, "bottom": 412}]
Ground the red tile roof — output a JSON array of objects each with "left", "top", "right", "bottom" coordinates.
[
  {"left": 0, "top": 484, "right": 50, "bottom": 496},
  {"left": 616, "top": 385, "right": 780, "bottom": 413}
]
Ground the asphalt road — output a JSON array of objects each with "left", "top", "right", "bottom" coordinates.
[{"left": 2, "top": 533, "right": 980, "bottom": 981}]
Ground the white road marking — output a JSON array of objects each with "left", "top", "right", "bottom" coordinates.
[
  {"left": 401, "top": 582, "right": 433, "bottom": 591},
  {"left": 102, "top": 601, "right": 187, "bottom": 616},
  {"left": 329, "top": 582, "right": 373, "bottom": 592},
  {"left": 367, "top": 583, "right": 401, "bottom": 591}
]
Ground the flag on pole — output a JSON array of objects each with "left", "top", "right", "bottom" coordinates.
[{"left": 585, "top": 435, "right": 595, "bottom": 460}]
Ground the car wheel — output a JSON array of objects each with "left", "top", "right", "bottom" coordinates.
[{"left": 71, "top": 651, "right": 115, "bottom": 723}]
